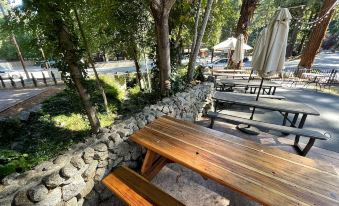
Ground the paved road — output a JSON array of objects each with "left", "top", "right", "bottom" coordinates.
[{"left": 0, "top": 88, "right": 47, "bottom": 113}]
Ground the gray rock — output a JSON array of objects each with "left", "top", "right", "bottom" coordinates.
[
  {"left": 77, "top": 198, "right": 84, "bottom": 206},
  {"left": 18, "top": 111, "right": 30, "bottom": 121},
  {"left": 124, "top": 153, "right": 131, "bottom": 161},
  {"left": 34, "top": 161, "right": 54, "bottom": 172},
  {"left": 61, "top": 163, "right": 78, "bottom": 178},
  {"left": 53, "top": 154, "right": 71, "bottom": 166},
  {"left": 98, "top": 127, "right": 110, "bottom": 133},
  {"left": 83, "top": 147, "right": 95, "bottom": 164},
  {"left": 94, "top": 167, "right": 106, "bottom": 181},
  {"left": 97, "top": 160, "right": 108, "bottom": 168},
  {"left": 115, "top": 142, "right": 130, "bottom": 156},
  {"left": 146, "top": 114, "right": 155, "bottom": 123},
  {"left": 0, "top": 183, "right": 21, "bottom": 199},
  {"left": 36, "top": 187, "right": 62, "bottom": 206},
  {"left": 64, "top": 197, "right": 78, "bottom": 206},
  {"left": 83, "top": 190, "right": 99, "bottom": 206},
  {"left": 1, "top": 172, "right": 20, "bottom": 186},
  {"left": 27, "top": 184, "right": 48, "bottom": 202},
  {"left": 108, "top": 133, "right": 120, "bottom": 142},
  {"left": 136, "top": 119, "right": 146, "bottom": 128},
  {"left": 94, "top": 150, "right": 108, "bottom": 161},
  {"left": 99, "top": 188, "right": 113, "bottom": 201},
  {"left": 79, "top": 179, "right": 94, "bottom": 198},
  {"left": 70, "top": 156, "right": 85, "bottom": 170},
  {"left": 93, "top": 143, "right": 108, "bottom": 152},
  {"left": 82, "top": 160, "right": 98, "bottom": 182},
  {"left": 108, "top": 153, "right": 117, "bottom": 160},
  {"left": 43, "top": 172, "right": 65, "bottom": 189},
  {"left": 13, "top": 190, "right": 34, "bottom": 206},
  {"left": 62, "top": 175, "right": 86, "bottom": 201}
]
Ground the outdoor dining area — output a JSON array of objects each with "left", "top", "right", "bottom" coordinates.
[{"left": 99, "top": 8, "right": 339, "bottom": 206}]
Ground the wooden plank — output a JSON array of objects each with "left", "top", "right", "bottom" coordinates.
[
  {"left": 142, "top": 155, "right": 169, "bottom": 180},
  {"left": 213, "top": 91, "right": 320, "bottom": 115},
  {"left": 131, "top": 125, "right": 339, "bottom": 206},
  {"left": 162, "top": 116, "right": 335, "bottom": 174},
  {"left": 102, "top": 166, "right": 184, "bottom": 206},
  {"left": 208, "top": 112, "right": 327, "bottom": 140},
  {"left": 153, "top": 118, "right": 339, "bottom": 194},
  {"left": 220, "top": 79, "right": 282, "bottom": 87},
  {"left": 141, "top": 150, "right": 158, "bottom": 176}
]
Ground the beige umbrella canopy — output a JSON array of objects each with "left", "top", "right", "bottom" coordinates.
[
  {"left": 232, "top": 34, "right": 245, "bottom": 64},
  {"left": 252, "top": 8, "right": 292, "bottom": 77},
  {"left": 213, "top": 37, "right": 252, "bottom": 51}
]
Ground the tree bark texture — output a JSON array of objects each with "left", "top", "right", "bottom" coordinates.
[
  {"left": 299, "top": 0, "right": 336, "bottom": 69},
  {"left": 188, "top": 0, "right": 202, "bottom": 70},
  {"left": 132, "top": 45, "right": 144, "bottom": 91},
  {"left": 187, "top": 0, "right": 213, "bottom": 82},
  {"left": 74, "top": 7, "right": 109, "bottom": 113},
  {"left": 235, "top": 0, "right": 258, "bottom": 41},
  {"left": 150, "top": 0, "right": 176, "bottom": 95},
  {"left": 57, "top": 22, "right": 101, "bottom": 133}
]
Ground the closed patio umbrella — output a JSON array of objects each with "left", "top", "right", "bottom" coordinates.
[{"left": 238, "top": 8, "right": 292, "bottom": 135}]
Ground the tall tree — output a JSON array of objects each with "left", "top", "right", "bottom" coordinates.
[
  {"left": 188, "top": 0, "right": 202, "bottom": 69},
  {"left": 187, "top": 0, "right": 214, "bottom": 82},
  {"left": 21, "top": 0, "right": 101, "bottom": 132},
  {"left": 235, "top": 0, "right": 258, "bottom": 41},
  {"left": 0, "top": 1, "right": 30, "bottom": 79},
  {"left": 150, "top": 0, "right": 176, "bottom": 95},
  {"left": 299, "top": 0, "right": 337, "bottom": 69},
  {"left": 73, "top": 7, "right": 109, "bottom": 113}
]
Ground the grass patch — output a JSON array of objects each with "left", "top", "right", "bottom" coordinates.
[{"left": 0, "top": 74, "right": 125, "bottom": 179}]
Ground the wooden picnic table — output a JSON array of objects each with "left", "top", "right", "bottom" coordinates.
[
  {"left": 213, "top": 91, "right": 319, "bottom": 129},
  {"left": 130, "top": 116, "right": 339, "bottom": 206},
  {"left": 214, "top": 73, "right": 258, "bottom": 80},
  {"left": 219, "top": 79, "right": 282, "bottom": 95}
]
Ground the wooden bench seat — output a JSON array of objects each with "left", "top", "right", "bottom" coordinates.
[
  {"left": 102, "top": 166, "right": 184, "bottom": 206},
  {"left": 207, "top": 111, "right": 327, "bottom": 156}
]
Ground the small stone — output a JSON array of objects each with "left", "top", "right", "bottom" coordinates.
[
  {"left": 53, "top": 154, "right": 71, "bottom": 166},
  {"left": 94, "top": 150, "right": 108, "bottom": 161},
  {"left": 79, "top": 179, "right": 94, "bottom": 198},
  {"left": 82, "top": 160, "right": 98, "bottom": 182},
  {"left": 83, "top": 147, "right": 95, "bottom": 164},
  {"left": 36, "top": 187, "right": 62, "bottom": 206},
  {"left": 1, "top": 172, "right": 20, "bottom": 186},
  {"left": 93, "top": 143, "right": 107, "bottom": 152},
  {"left": 99, "top": 127, "right": 110, "bottom": 133},
  {"left": 62, "top": 175, "right": 86, "bottom": 201},
  {"left": 97, "top": 160, "right": 108, "bottom": 168},
  {"left": 136, "top": 120, "right": 145, "bottom": 128},
  {"left": 27, "top": 184, "right": 48, "bottom": 202},
  {"left": 43, "top": 172, "right": 65, "bottom": 189},
  {"left": 124, "top": 153, "right": 131, "bottom": 161},
  {"left": 108, "top": 133, "right": 120, "bottom": 141},
  {"left": 13, "top": 190, "right": 34, "bottom": 206},
  {"left": 70, "top": 156, "right": 86, "bottom": 169},
  {"left": 83, "top": 190, "right": 99, "bottom": 206},
  {"left": 94, "top": 167, "right": 106, "bottom": 181},
  {"left": 34, "top": 161, "right": 54, "bottom": 172},
  {"left": 108, "top": 153, "right": 117, "bottom": 160},
  {"left": 61, "top": 163, "right": 78, "bottom": 178},
  {"left": 116, "top": 128, "right": 131, "bottom": 138},
  {"left": 146, "top": 114, "right": 155, "bottom": 123},
  {"left": 64, "top": 197, "right": 78, "bottom": 206},
  {"left": 115, "top": 142, "right": 130, "bottom": 156},
  {"left": 77, "top": 198, "right": 84, "bottom": 206}
]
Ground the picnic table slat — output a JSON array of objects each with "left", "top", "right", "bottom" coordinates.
[
  {"left": 131, "top": 118, "right": 339, "bottom": 205},
  {"left": 213, "top": 91, "right": 320, "bottom": 115}
]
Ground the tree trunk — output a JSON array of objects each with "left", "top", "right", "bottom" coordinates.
[
  {"left": 235, "top": 0, "right": 258, "bottom": 41},
  {"left": 298, "top": 0, "right": 336, "bottom": 69},
  {"left": 0, "top": 2, "right": 30, "bottom": 79},
  {"left": 132, "top": 45, "right": 144, "bottom": 91},
  {"left": 187, "top": 0, "right": 213, "bottom": 82},
  {"left": 296, "top": 11, "right": 316, "bottom": 55},
  {"left": 39, "top": 48, "right": 50, "bottom": 70},
  {"left": 150, "top": 0, "right": 176, "bottom": 95},
  {"left": 11, "top": 35, "right": 29, "bottom": 79},
  {"left": 188, "top": 0, "right": 202, "bottom": 70},
  {"left": 74, "top": 7, "right": 109, "bottom": 113},
  {"left": 57, "top": 22, "right": 100, "bottom": 133}
]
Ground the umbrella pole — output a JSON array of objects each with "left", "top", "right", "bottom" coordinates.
[{"left": 249, "top": 78, "right": 263, "bottom": 119}]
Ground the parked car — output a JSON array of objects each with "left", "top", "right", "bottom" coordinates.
[
  {"left": 0, "top": 67, "right": 20, "bottom": 79},
  {"left": 207, "top": 58, "right": 228, "bottom": 68}
]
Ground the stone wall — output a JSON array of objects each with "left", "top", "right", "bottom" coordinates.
[{"left": 0, "top": 83, "right": 213, "bottom": 206}]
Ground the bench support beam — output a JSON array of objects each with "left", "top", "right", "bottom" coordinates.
[{"left": 141, "top": 150, "right": 169, "bottom": 180}]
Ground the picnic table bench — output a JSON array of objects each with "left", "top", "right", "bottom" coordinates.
[
  {"left": 128, "top": 116, "right": 339, "bottom": 205},
  {"left": 212, "top": 91, "right": 322, "bottom": 155},
  {"left": 207, "top": 112, "right": 327, "bottom": 156},
  {"left": 102, "top": 166, "right": 184, "bottom": 206},
  {"left": 218, "top": 79, "right": 282, "bottom": 95}
]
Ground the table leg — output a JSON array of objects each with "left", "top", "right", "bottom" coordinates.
[
  {"left": 291, "top": 113, "right": 299, "bottom": 127},
  {"left": 268, "top": 86, "right": 272, "bottom": 95},
  {"left": 293, "top": 114, "right": 312, "bottom": 156},
  {"left": 282, "top": 112, "right": 289, "bottom": 126},
  {"left": 272, "top": 87, "right": 277, "bottom": 95},
  {"left": 140, "top": 150, "right": 169, "bottom": 180}
]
